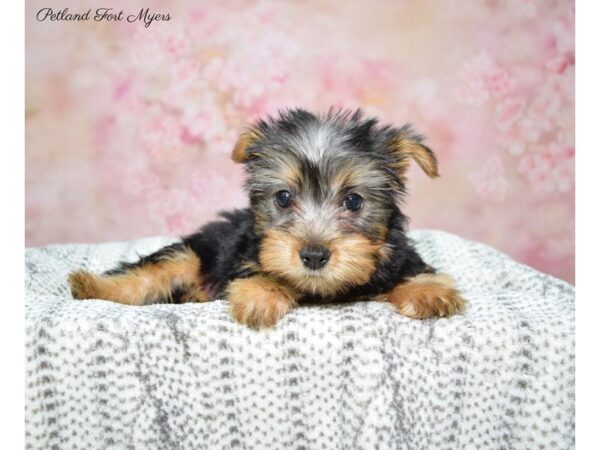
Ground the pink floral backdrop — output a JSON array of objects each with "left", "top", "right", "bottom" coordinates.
[{"left": 25, "top": 0, "right": 575, "bottom": 283}]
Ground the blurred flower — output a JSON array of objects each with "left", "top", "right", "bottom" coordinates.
[
  {"left": 545, "top": 53, "right": 574, "bottom": 74},
  {"left": 495, "top": 97, "right": 525, "bottom": 132},
  {"left": 26, "top": 0, "right": 575, "bottom": 283},
  {"left": 517, "top": 144, "right": 574, "bottom": 193},
  {"left": 455, "top": 52, "right": 515, "bottom": 105},
  {"left": 169, "top": 59, "right": 200, "bottom": 93},
  {"left": 123, "top": 168, "right": 160, "bottom": 196},
  {"left": 139, "top": 116, "right": 185, "bottom": 156},
  {"left": 468, "top": 156, "right": 508, "bottom": 202},
  {"left": 146, "top": 187, "right": 198, "bottom": 234}
]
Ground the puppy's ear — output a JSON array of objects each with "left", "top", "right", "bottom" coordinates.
[
  {"left": 231, "top": 128, "right": 263, "bottom": 163},
  {"left": 388, "top": 127, "right": 439, "bottom": 179}
]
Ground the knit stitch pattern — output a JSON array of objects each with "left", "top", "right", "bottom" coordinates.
[{"left": 25, "top": 230, "right": 575, "bottom": 449}]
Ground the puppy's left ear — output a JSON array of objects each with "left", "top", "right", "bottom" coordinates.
[
  {"left": 231, "top": 128, "right": 263, "bottom": 163},
  {"left": 388, "top": 127, "right": 439, "bottom": 179}
]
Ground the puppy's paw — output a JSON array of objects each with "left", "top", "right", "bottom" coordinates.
[
  {"left": 386, "top": 273, "right": 465, "bottom": 319},
  {"left": 68, "top": 270, "right": 101, "bottom": 300},
  {"left": 227, "top": 276, "right": 297, "bottom": 329}
]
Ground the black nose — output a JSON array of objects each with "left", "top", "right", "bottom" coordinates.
[{"left": 300, "top": 246, "right": 331, "bottom": 270}]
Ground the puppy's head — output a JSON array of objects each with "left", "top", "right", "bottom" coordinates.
[{"left": 232, "top": 108, "right": 438, "bottom": 297}]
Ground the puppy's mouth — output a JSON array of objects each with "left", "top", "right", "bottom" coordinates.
[{"left": 303, "top": 268, "right": 327, "bottom": 276}]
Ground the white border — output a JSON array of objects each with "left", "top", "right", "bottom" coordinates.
[
  {"left": 576, "top": 0, "right": 599, "bottom": 446},
  {"left": 12, "top": 1, "right": 589, "bottom": 447},
  {"left": 0, "top": 1, "right": 25, "bottom": 448}
]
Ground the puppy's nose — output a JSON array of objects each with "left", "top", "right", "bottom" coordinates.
[{"left": 300, "top": 246, "right": 331, "bottom": 270}]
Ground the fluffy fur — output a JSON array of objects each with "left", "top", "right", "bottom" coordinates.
[{"left": 69, "top": 108, "right": 465, "bottom": 328}]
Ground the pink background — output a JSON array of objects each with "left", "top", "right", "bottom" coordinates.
[{"left": 25, "top": 0, "right": 575, "bottom": 283}]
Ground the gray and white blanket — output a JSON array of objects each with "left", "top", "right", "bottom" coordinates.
[{"left": 25, "top": 230, "right": 575, "bottom": 449}]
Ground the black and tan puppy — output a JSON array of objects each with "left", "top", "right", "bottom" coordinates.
[{"left": 69, "top": 108, "right": 465, "bottom": 328}]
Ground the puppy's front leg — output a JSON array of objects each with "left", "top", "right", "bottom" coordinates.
[
  {"left": 227, "top": 275, "right": 298, "bottom": 329},
  {"left": 384, "top": 273, "right": 466, "bottom": 319}
]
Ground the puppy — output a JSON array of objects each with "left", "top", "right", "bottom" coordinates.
[{"left": 69, "top": 108, "right": 465, "bottom": 328}]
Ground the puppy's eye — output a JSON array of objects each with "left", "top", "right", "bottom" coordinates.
[
  {"left": 343, "top": 193, "right": 363, "bottom": 211},
  {"left": 274, "top": 190, "right": 292, "bottom": 208}
]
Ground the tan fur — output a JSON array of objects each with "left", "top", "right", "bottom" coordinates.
[
  {"left": 68, "top": 248, "right": 208, "bottom": 305},
  {"left": 330, "top": 160, "right": 392, "bottom": 199},
  {"left": 227, "top": 275, "right": 297, "bottom": 329},
  {"left": 390, "top": 137, "right": 439, "bottom": 180},
  {"left": 278, "top": 160, "right": 303, "bottom": 191},
  {"left": 258, "top": 229, "right": 383, "bottom": 297},
  {"left": 330, "top": 164, "right": 359, "bottom": 193},
  {"left": 384, "top": 273, "right": 465, "bottom": 319},
  {"left": 238, "top": 260, "right": 262, "bottom": 274},
  {"left": 231, "top": 129, "right": 263, "bottom": 163}
]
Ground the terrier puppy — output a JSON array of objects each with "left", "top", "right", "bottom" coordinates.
[{"left": 69, "top": 109, "right": 465, "bottom": 328}]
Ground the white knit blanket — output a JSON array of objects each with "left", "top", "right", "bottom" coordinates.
[{"left": 25, "top": 230, "right": 575, "bottom": 449}]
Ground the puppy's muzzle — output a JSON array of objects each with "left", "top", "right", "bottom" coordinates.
[{"left": 299, "top": 245, "right": 331, "bottom": 271}]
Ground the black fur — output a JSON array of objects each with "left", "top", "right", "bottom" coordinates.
[
  {"left": 182, "top": 209, "right": 260, "bottom": 297},
  {"left": 104, "top": 242, "right": 187, "bottom": 276},
  {"left": 177, "top": 205, "right": 431, "bottom": 301}
]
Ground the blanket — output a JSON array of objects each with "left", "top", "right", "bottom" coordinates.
[{"left": 25, "top": 230, "right": 575, "bottom": 449}]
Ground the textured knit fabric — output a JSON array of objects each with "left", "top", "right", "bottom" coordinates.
[{"left": 25, "top": 230, "right": 575, "bottom": 450}]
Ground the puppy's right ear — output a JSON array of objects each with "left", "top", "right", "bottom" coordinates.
[{"left": 231, "top": 128, "right": 263, "bottom": 163}]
